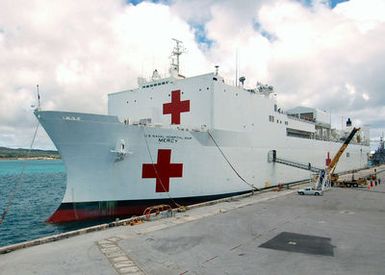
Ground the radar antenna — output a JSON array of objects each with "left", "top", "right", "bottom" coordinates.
[
  {"left": 170, "top": 38, "right": 186, "bottom": 76},
  {"left": 36, "top": 84, "right": 41, "bottom": 110}
]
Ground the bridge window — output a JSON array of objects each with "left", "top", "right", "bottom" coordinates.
[{"left": 286, "top": 128, "right": 312, "bottom": 139}]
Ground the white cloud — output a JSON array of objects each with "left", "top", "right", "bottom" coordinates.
[
  {"left": 345, "top": 83, "right": 356, "bottom": 95},
  {"left": 334, "top": 0, "right": 385, "bottom": 32},
  {"left": 1, "top": 0, "right": 385, "bottom": 149},
  {"left": 362, "top": 93, "right": 370, "bottom": 101},
  {"left": 0, "top": 0, "right": 208, "bottom": 148},
  {"left": 188, "top": 0, "right": 385, "bottom": 139}
]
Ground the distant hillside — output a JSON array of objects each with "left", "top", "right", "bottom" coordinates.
[{"left": 0, "top": 147, "right": 60, "bottom": 159}]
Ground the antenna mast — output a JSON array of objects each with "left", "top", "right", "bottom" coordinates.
[
  {"left": 170, "top": 38, "right": 185, "bottom": 75},
  {"left": 36, "top": 84, "right": 41, "bottom": 110},
  {"left": 235, "top": 50, "right": 238, "bottom": 87}
]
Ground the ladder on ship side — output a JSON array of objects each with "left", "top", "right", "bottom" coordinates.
[
  {"left": 268, "top": 150, "right": 323, "bottom": 173},
  {"left": 268, "top": 128, "right": 360, "bottom": 191},
  {"left": 314, "top": 169, "right": 330, "bottom": 190}
]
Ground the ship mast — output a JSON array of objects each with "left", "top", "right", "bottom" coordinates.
[
  {"left": 36, "top": 84, "right": 41, "bottom": 110},
  {"left": 170, "top": 38, "right": 185, "bottom": 77}
]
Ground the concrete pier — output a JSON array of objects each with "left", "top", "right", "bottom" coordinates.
[{"left": 1, "top": 167, "right": 385, "bottom": 274}]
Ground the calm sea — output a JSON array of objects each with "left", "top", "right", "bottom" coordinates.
[{"left": 0, "top": 160, "right": 106, "bottom": 247}]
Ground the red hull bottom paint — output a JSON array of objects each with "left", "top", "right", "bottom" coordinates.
[
  {"left": 47, "top": 205, "right": 152, "bottom": 223},
  {"left": 47, "top": 191, "right": 251, "bottom": 223}
]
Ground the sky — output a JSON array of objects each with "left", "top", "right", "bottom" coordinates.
[{"left": 0, "top": 0, "right": 385, "bottom": 150}]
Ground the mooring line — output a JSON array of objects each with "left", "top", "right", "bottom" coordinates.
[
  {"left": 207, "top": 130, "right": 259, "bottom": 192},
  {"left": 142, "top": 127, "right": 184, "bottom": 209}
]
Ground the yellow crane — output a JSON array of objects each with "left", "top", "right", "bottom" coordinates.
[{"left": 316, "top": 127, "right": 360, "bottom": 190}]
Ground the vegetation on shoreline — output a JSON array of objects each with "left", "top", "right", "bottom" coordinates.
[{"left": 0, "top": 147, "right": 60, "bottom": 160}]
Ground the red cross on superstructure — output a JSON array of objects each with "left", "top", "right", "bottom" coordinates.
[
  {"left": 142, "top": 149, "right": 183, "bottom": 192},
  {"left": 163, "top": 90, "right": 190, "bottom": 125}
]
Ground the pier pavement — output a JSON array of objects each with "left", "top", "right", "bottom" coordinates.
[{"left": 1, "top": 167, "right": 385, "bottom": 275}]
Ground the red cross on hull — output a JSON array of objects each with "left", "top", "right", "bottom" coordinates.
[
  {"left": 163, "top": 90, "right": 190, "bottom": 124},
  {"left": 142, "top": 149, "right": 183, "bottom": 192}
]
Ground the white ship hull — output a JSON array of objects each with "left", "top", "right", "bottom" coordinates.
[{"left": 36, "top": 110, "right": 369, "bottom": 222}]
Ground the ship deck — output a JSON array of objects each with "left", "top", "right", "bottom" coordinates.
[{"left": 1, "top": 166, "right": 385, "bottom": 275}]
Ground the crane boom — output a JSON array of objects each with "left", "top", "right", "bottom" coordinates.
[
  {"left": 328, "top": 127, "right": 360, "bottom": 174},
  {"left": 316, "top": 127, "right": 360, "bottom": 190}
]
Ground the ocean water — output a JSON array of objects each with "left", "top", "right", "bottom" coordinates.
[{"left": 0, "top": 160, "right": 106, "bottom": 247}]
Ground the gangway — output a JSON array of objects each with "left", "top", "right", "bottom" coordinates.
[
  {"left": 268, "top": 126, "right": 360, "bottom": 191},
  {"left": 268, "top": 150, "right": 323, "bottom": 173}
]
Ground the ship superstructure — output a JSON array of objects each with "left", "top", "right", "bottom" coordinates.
[
  {"left": 370, "top": 135, "right": 385, "bottom": 166},
  {"left": 35, "top": 41, "right": 370, "bottom": 222}
]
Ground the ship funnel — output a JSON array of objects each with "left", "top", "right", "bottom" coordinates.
[
  {"left": 152, "top": 69, "right": 160, "bottom": 80},
  {"left": 239, "top": 76, "right": 246, "bottom": 87},
  {"left": 215, "top": 65, "right": 219, "bottom": 76},
  {"left": 346, "top": 118, "right": 352, "bottom": 127}
]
